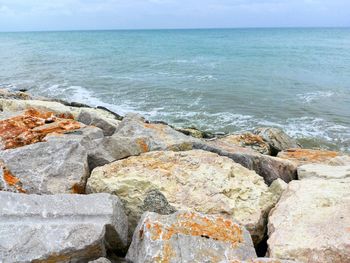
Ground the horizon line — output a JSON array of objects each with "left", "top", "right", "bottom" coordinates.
[{"left": 1, "top": 26, "right": 349, "bottom": 34}]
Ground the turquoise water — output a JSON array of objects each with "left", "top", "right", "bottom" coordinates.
[{"left": 0, "top": 28, "right": 349, "bottom": 151}]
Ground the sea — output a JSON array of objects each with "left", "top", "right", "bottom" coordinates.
[{"left": 0, "top": 28, "right": 349, "bottom": 152}]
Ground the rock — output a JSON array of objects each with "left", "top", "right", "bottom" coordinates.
[
  {"left": 0, "top": 192, "right": 128, "bottom": 262},
  {"left": 268, "top": 178, "right": 288, "bottom": 198},
  {"left": 0, "top": 137, "right": 89, "bottom": 194},
  {"left": 87, "top": 150, "right": 283, "bottom": 244},
  {"left": 214, "top": 133, "right": 271, "bottom": 155},
  {"left": 89, "top": 257, "right": 112, "bottom": 263},
  {"left": 298, "top": 164, "right": 350, "bottom": 180},
  {"left": 254, "top": 127, "right": 299, "bottom": 156},
  {"left": 193, "top": 140, "right": 297, "bottom": 185},
  {"left": 242, "top": 259, "right": 297, "bottom": 263},
  {"left": 175, "top": 126, "right": 214, "bottom": 139},
  {"left": 0, "top": 108, "right": 81, "bottom": 150},
  {"left": 267, "top": 179, "right": 350, "bottom": 263},
  {"left": 140, "top": 189, "right": 177, "bottom": 215},
  {"left": 327, "top": 155, "right": 350, "bottom": 165},
  {"left": 0, "top": 88, "right": 32, "bottom": 100},
  {"left": 126, "top": 211, "right": 257, "bottom": 263},
  {"left": 77, "top": 108, "right": 120, "bottom": 136},
  {"left": 277, "top": 148, "right": 341, "bottom": 166}
]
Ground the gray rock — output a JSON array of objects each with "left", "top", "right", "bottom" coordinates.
[
  {"left": 139, "top": 189, "right": 177, "bottom": 215},
  {"left": 193, "top": 141, "right": 297, "bottom": 185},
  {"left": 126, "top": 211, "right": 257, "bottom": 263},
  {"left": 89, "top": 257, "right": 112, "bottom": 263},
  {"left": 0, "top": 138, "right": 89, "bottom": 194},
  {"left": 254, "top": 127, "right": 299, "bottom": 155},
  {"left": 77, "top": 108, "right": 121, "bottom": 136},
  {"left": 0, "top": 192, "right": 128, "bottom": 262},
  {"left": 298, "top": 164, "right": 350, "bottom": 180}
]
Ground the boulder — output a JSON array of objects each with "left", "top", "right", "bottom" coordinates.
[
  {"left": 175, "top": 126, "right": 214, "bottom": 139},
  {"left": 327, "top": 155, "right": 350, "bottom": 165},
  {"left": 89, "top": 258, "right": 112, "bottom": 263},
  {"left": 0, "top": 192, "right": 128, "bottom": 262},
  {"left": 277, "top": 148, "right": 342, "bottom": 166},
  {"left": 126, "top": 211, "right": 257, "bottom": 263},
  {"left": 254, "top": 127, "right": 299, "bottom": 155},
  {"left": 298, "top": 164, "right": 350, "bottom": 180},
  {"left": 193, "top": 140, "right": 297, "bottom": 185},
  {"left": 87, "top": 150, "right": 283, "bottom": 244},
  {"left": 267, "top": 179, "right": 350, "bottom": 263},
  {"left": 0, "top": 137, "right": 89, "bottom": 194},
  {"left": 214, "top": 133, "right": 271, "bottom": 155},
  {"left": 241, "top": 260, "right": 296, "bottom": 263},
  {"left": 77, "top": 108, "right": 121, "bottom": 136},
  {"left": 0, "top": 88, "right": 32, "bottom": 100}
]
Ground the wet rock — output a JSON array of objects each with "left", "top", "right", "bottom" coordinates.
[
  {"left": 267, "top": 179, "right": 350, "bottom": 263},
  {"left": 126, "top": 211, "right": 257, "bottom": 263},
  {"left": 298, "top": 164, "right": 350, "bottom": 180},
  {"left": 277, "top": 148, "right": 343, "bottom": 166},
  {"left": 0, "top": 108, "right": 81, "bottom": 150},
  {"left": 77, "top": 108, "right": 120, "bottom": 136},
  {"left": 214, "top": 133, "right": 271, "bottom": 155},
  {"left": 193, "top": 140, "right": 297, "bottom": 185},
  {"left": 0, "top": 192, "right": 128, "bottom": 262},
  {"left": 87, "top": 150, "right": 283, "bottom": 245},
  {"left": 0, "top": 138, "right": 89, "bottom": 194},
  {"left": 254, "top": 127, "right": 299, "bottom": 156}
]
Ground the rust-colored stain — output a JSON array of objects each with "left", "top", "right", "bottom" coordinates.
[
  {"left": 278, "top": 148, "right": 339, "bottom": 164},
  {"left": 0, "top": 108, "right": 81, "bottom": 149},
  {"left": 136, "top": 138, "right": 149, "bottom": 152},
  {"left": 71, "top": 183, "right": 84, "bottom": 194},
  {"left": 1, "top": 164, "right": 26, "bottom": 193}
]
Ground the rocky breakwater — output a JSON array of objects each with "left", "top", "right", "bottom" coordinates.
[{"left": 0, "top": 88, "right": 349, "bottom": 262}]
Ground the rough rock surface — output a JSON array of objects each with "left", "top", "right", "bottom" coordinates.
[
  {"left": 267, "top": 179, "right": 350, "bottom": 263},
  {"left": 277, "top": 148, "right": 341, "bottom": 166},
  {"left": 0, "top": 108, "right": 81, "bottom": 150},
  {"left": 89, "top": 257, "right": 112, "bottom": 263},
  {"left": 327, "top": 155, "right": 350, "bottom": 165},
  {"left": 254, "top": 127, "right": 299, "bottom": 155},
  {"left": 175, "top": 126, "right": 214, "bottom": 139},
  {"left": 0, "top": 88, "right": 32, "bottom": 100},
  {"left": 215, "top": 133, "right": 271, "bottom": 155},
  {"left": 87, "top": 150, "right": 282, "bottom": 244},
  {"left": 298, "top": 164, "right": 350, "bottom": 180},
  {"left": 194, "top": 140, "right": 297, "bottom": 185},
  {"left": 239, "top": 260, "right": 296, "bottom": 263},
  {"left": 0, "top": 137, "right": 89, "bottom": 194},
  {"left": 0, "top": 192, "right": 128, "bottom": 262},
  {"left": 126, "top": 211, "right": 257, "bottom": 263}
]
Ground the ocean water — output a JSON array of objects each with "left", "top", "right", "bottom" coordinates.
[{"left": 0, "top": 28, "right": 349, "bottom": 152}]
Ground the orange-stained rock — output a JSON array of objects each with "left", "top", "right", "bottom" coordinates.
[
  {"left": 277, "top": 148, "right": 341, "bottom": 166},
  {"left": 0, "top": 108, "right": 81, "bottom": 149},
  {"left": 126, "top": 211, "right": 257, "bottom": 263},
  {"left": 0, "top": 161, "right": 26, "bottom": 193}
]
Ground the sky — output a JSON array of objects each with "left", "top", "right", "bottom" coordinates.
[{"left": 0, "top": 0, "right": 349, "bottom": 31}]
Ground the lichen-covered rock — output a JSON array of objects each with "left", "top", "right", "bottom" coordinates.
[
  {"left": 277, "top": 148, "right": 342, "bottom": 166},
  {"left": 267, "top": 179, "right": 350, "bottom": 263},
  {"left": 0, "top": 108, "right": 81, "bottom": 150},
  {"left": 87, "top": 150, "right": 283, "bottom": 244},
  {"left": 254, "top": 127, "right": 299, "bottom": 155},
  {"left": 0, "top": 138, "right": 89, "bottom": 194},
  {"left": 0, "top": 192, "right": 128, "bottom": 262},
  {"left": 175, "top": 126, "right": 214, "bottom": 139},
  {"left": 298, "top": 164, "right": 350, "bottom": 180},
  {"left": 194, "top": 140, "right": 297, "bottom": 185},
  {"left": 126, "top": 211, "right": 257, "bottom": 263},
  {"left": 214, "top": 133, "right": 271, "bottom": 155}
]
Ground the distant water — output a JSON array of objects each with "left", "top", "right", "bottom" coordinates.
[{"left": 0, "top": 28, "right": 349, "bottom": 152}]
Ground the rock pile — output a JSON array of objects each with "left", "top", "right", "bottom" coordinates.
[{"left": 0, "top": 89, "right": 348, "bottom": 262}]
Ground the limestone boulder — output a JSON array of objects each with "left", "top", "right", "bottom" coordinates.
[
  {"left": 0, "top": 192, "right": 128, "bottom": 262},
  {"left": 87, "top": 150, "right": 283, "bottom": 244},
  {"left": 267, "top": 179, "right": 350, "bottom": 263},
  {"left": 298, "top": 164, "right": 350, "bottom": 180},
  {"left": 193, "top": 140, "right": 297, "bottom": 185},
  {"left": 126, "top": 211, "right": 257, "bottom": 263},
  {"left": 0, "top": 88, "right": 32, "bottom": 100},
  {"left": 254, "top": 127, "right": 299, "bottom": 155}
]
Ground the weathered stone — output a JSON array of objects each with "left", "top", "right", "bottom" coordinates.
[
  {"left": 277, "top": 148, "right": 341, "bottom": 166},
  {"left": 89, "top": 257, "right": 112, "bottom": 263},
  {"left": 0, "top": 88, "right": 32, "bottom": 100},
  {"left": 0, "top": 192, "right": 128, "bottom": 262},
  {"left": 194, "top": 140, "right": 297, "bottom": 185},
  {"left": 126, "top": 211, "right": 257, "bottom": 263},
  {"left": 77, "top": 108, "right": 120, "bottom": 136},
  {"left": 140, "top": 189, "right": 177, "bottom": 215},
  {"left": 214, "top": 133, "right": 271, "bottom": 155},
  {"left": 254, "top": 127, "right": 299, "bottom": 155},
  {"left": 87, "top": 150, "right": 283, "bottom": 244},
  {"left": 240, "top": 259, "right": 297, "bottom": 263},
  {"left": 268, "top": 179, "right": 288, "bottom": 198},
  {"left": 0, "top": 108, "right": 81, "bottom": 150},
  {"left": 175, "top": 126, "right": 214, "bottom": 139},
  {"left": 267, "top": 179, "right": 350, "bottom": 263},
  {"left": 0, "top": 138, "right": 89, "bottom": 194},
  {"left": 298, "top": 164, "right": 350, "bottom": 180},
  {"left": 327, "top": 155, "right": 350, "bottom": 165}
]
